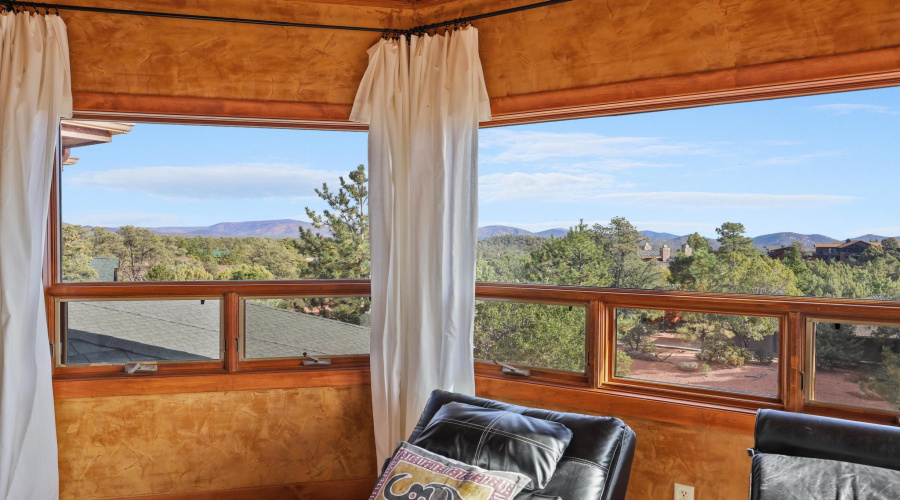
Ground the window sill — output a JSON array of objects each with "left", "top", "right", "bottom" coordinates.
[{"left": 52, "top": 366, "right": 371, "bottom": 399}]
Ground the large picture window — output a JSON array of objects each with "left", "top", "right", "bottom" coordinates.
[
  {"left": 59, "top": 120, "right": 369, "bottom": 283},
  {"left": 477, "top": 86, "right": 900, "bottom": 302}
]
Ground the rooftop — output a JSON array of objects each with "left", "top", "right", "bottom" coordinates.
[{"left": 66, "top": 300, "right": 370, "bottom": 364}]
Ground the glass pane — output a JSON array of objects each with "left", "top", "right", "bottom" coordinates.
[
  {"left": 477, "top": 86, "right": 900, "bottom": 303},
  {"left": 615, "top": 308, "right": 779, "bottom": 396},
  {"left": 244, "top": 297, "right": 371, "bottom": 359},
  {"left": 474, "top": 300, "right": 586, "bottom": 373},
  {"left": 60, "top": 119, "right": 368, "bottom": 282},
  {"left": 63, "top": 299, "right": 221, "bottom": 364},
  {"left": 812, "top": 321, "right": 900, "bottom": 412}
]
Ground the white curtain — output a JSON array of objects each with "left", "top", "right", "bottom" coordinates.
[
  {"left": 0, "top": 12, "right": 72, "bottom": 500},
  {"left": 351, "top": 26, "right": 490, "bottom": 465}
]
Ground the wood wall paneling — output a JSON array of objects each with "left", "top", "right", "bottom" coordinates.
[{"left": 55, "top": 385, "right": 377, "bottom": 500}]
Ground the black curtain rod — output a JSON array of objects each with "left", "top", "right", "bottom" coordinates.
[{"left": 1, "top": 0, "right": 573, "bottom": 35}]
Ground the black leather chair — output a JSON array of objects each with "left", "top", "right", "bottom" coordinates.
[
  {"left": 408, "top": 390, "right": 636, "bottom": 500},
  {"left": 749, "top": 409, "right": 900, "bottom": 499}
]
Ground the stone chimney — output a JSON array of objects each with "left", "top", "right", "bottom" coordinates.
[
  {"left": 681, "top": 243, "right": 693, "bottom": 257},
  {"left": 642, "top": 242, "right": 652, "bottom": 251},
  {"left": 660, "top": 245, "right": 671, "bottom": 262}
]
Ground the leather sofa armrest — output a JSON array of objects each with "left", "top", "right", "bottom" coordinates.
[{"left": 753, "top": 409, "right": 900, "bottom": 471}]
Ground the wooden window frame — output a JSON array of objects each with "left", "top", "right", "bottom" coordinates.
[
  {"left": 237, "top": 293, "right": 372, "bottom": 372},
  {"left": 46, "top": 117, "right": 373, "bottom": 380},
  {"left": 601, "top": 304, "right": 786, "bottom": 411},
  {"left": 802, "top": 315, "right": 900, "bottom": 423},
  {"left": 473, "top": 295, "right": 592, "bottom": 387}
]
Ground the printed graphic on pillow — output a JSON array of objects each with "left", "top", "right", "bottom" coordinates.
[{"left": 369, "top": 442, "right": 530, "bottom": 500}]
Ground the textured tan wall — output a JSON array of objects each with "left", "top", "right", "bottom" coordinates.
[
  {"left": 64, "top": 0, "right": 900, "bottom": 107},
  {"left": 63, "top": 0, "right": 409, "bottom": 104},
  {"left": 422, "top": 0, "right": 900, "bottom": 100},
  {"left": 55, "top": 385, "right": 376, "bottom": 499},
  {"left": 485, "top": 394, "right": 754, "bottom": 500}
]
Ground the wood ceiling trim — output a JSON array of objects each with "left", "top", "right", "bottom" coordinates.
[
  {"left": 71, "top": 92, "right": 366, "bottom": 131},
  {"left": 487, "top": 45, "right": 900, "bottom": 126}
]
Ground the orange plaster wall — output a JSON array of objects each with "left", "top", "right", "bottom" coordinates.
[
  {"left": 62, "top": 0, "right": 409, "bottom": 105},
  {"left": 480, "top": 393, "right": 755, "bottom": 500},
  {"left": 54, "top": 385, "right": 376, "bottom": 499},
  {"left": 421, "top": 0, "right": 900, "bottom": 101}
]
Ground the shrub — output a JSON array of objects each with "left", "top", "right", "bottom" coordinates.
[
  {"left": 619, "top": 321, "right": 658, "bottom": 354},
  {"left": 698, "top": 340, "right": 752, "bottom": 367},
  {"left": 700, "top": 363, "right": 711, "bottom": 375},
  {"left": 754, "top": 348, "right": 775, "bottom": 366},
  {"left": 815, "top": 323, "right": 864, "bottom": 369},
  {"left": 860, "top": 347, "right": 900, "bottom": 409},
  {"left": 616, "top": 351, "right": 633, "bottom": 377}
]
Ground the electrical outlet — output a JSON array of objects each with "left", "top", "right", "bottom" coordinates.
[{"left": 674, "top": 483, "right": 694, "bottom": 500}]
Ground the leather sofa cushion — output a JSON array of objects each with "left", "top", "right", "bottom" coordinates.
[
  {"left": 752, "top": 453, "right": 900, "bottom": 500},
  {"left": 412, "top": 402, "right": 573, "bottom": 490},
  {"left": 754, "top": 409, "right": 900, "bottom": 471},
  {"left": 410, "top": 390, "right": 636, "bottom": 500}
]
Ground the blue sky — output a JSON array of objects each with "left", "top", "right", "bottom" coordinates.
[{"left": 63, "top": 86, "right": 900, "bottom": 239}]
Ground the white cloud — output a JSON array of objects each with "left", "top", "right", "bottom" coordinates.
[
  {"left": 68, "top": 163, "right": 342, "bottom": 201},
  {"left": 547, "top": 159, "right": 682, "bottom": 173},
  {"left": 812, "top": 103, "right": 899, "bottom": 115},
  {"left": 480, "top": 130, "right": 717, "bottom": 164},
  {"left": 480, "top": 170, "right": 858, "bottom": 208},
  {"left": 479, "top": 172, "right": 631, "bottom": 203},
  {"left": 754, "top": 151, "right": 842, "bottom": 166}
]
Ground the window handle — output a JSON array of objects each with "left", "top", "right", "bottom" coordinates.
[
  {"left": 124, "top": 362, "right": 157, "bottom": 374},
  {"left": 493, "top": 360, "right": 531, "bottom": 377},
  {"left": 301, "top": 352, "right": 332, "bottom": 366}
]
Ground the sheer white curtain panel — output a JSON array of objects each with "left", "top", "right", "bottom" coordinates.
[
  {"left": 351, "top": 26, "right": 490, "bottom": 465},
  {"left": 0, "top": 12, "right": 72, "bottom": 500}
]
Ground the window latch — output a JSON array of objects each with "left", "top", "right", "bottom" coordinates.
[
  {"left": 301, "top": 352, "right": 332, "bottom": 366},
  {"left": 124, "top": 362, "right": 158, "bottom": 374},
  {"left": 493, "top": 360, "right": 531, "bottom": 377}
]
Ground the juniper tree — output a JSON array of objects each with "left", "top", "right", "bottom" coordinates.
[{"left": 297, "top": 165, "right": 370, "bottom": 323}]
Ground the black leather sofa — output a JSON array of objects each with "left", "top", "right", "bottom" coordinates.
[
  {"left": 408, "top": 390, "right": 637, "bottom": 500},
  {"left": 749, "top": 409, "right": 900, "bottom": 499}
]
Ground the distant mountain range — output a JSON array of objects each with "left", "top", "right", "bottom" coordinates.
[
  {"left": 79, "top": 219, "right": 328, "bottom": 239},
  {"left": 477, "top": 225, "right": 566, "bottom": 239},
  {"left": 71, "top": 220, "right": 898, "bottom": 248}
]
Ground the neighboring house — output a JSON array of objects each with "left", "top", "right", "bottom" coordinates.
[
  {"left": 89, "top": 257, "right": 119, "bottom": 282},
  {"left": 64, "top": 300, "right": 369, "bottom": 365},
  {"left": 766, "top": 245, "right": 813, "bottom": 260},
  {"left": 814, "top": 240, "right": 881, "bottom": 262},
  {"left": 639, "top": 242, "right": 687, "bottom": 264}
]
